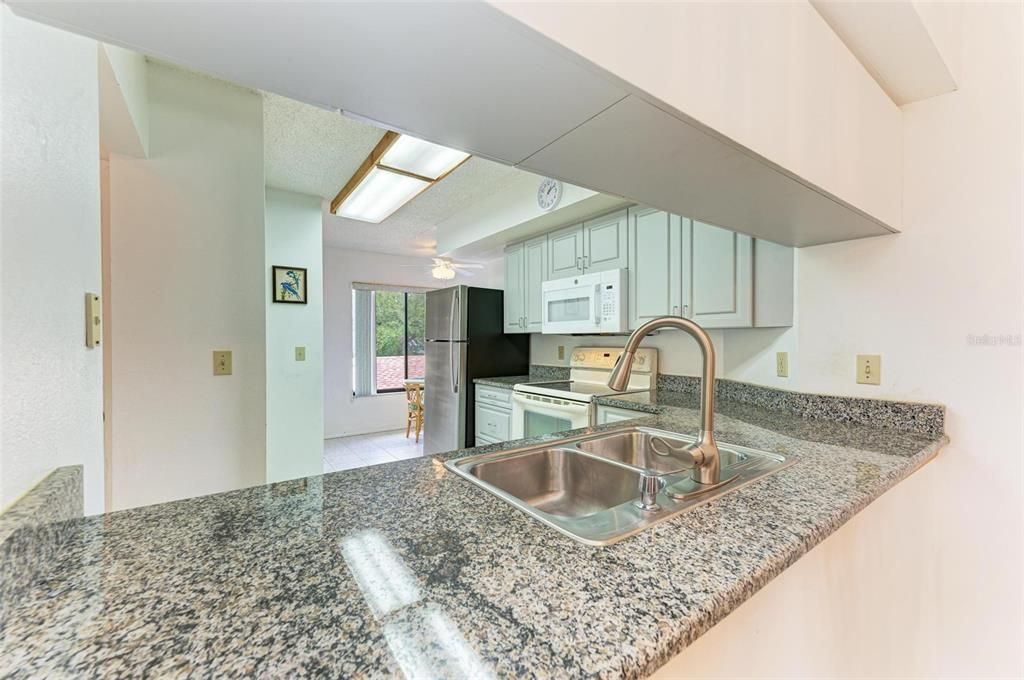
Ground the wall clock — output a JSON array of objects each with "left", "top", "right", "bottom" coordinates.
[{"left": 537, "top": 177, "right": 563, "bottom": 212}]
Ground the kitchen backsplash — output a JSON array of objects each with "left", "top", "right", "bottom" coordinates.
[{"left": 528, "top": 364, "right": 570, "bottom": 381}]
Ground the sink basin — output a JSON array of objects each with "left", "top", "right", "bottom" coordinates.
[
  {"left": 468, "top": 448, "right": 640, "bottom": 519},
  {"left": 446, "top": 426, "right": 794, "bottom": 545},
  {"left": 575, "top": 429, "right": 748, "bottom": 475}
]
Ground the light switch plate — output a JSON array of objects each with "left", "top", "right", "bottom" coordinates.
[
  {"left": 213, "top": 350, "right": 232, "bottom": 376},
  {"left": 856, "top": 354, "right": 881, "bottom": 385},
  {"left": 558, "top": 345, "right": 565, "bottom": 360},
  {"left": 85, "top": 293, "right": 102, "bottom": 348},
  {"left": 295, "top": 346, "right": 306, "bottom": 361},
  {"left": 776, "top": 351, "right": 789, "bottom": 378}
]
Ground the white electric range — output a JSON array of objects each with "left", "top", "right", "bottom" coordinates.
[{"left": 511, "top": 347, "right": 658, "bottom": 438}]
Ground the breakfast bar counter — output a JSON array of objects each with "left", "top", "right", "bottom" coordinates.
[{"left": 0, "top": 391, "right": 946, "bottom": 678}]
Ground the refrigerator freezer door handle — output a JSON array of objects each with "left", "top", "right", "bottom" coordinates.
[
  {"left": 451, "top": 340, "right": 459, "bottom": 393},
  {"left": 450, "top": 288, "right": 460, "bottom": 393}
]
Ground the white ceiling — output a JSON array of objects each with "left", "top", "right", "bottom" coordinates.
[
  {"left": 810, "top": 1, "right": 957, "bottom": 106},
  {"left": 263, "top": 93, "right": 528, "bottom": 257}
]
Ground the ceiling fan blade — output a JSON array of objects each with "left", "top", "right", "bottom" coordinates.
[{"left": 452, "top": 263, "right": 486, "bottom": 269}]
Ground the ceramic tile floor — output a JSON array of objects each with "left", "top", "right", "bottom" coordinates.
[{"left": 323, "top": 429, "right": 425, "bottom": 473}]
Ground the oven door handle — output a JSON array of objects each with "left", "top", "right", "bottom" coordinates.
[{"left": 512, "top": 392, "right": 591, "bottom": 416}]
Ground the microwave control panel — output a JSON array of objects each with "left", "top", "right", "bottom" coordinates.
[
  {"left": 597, "top": 269, "right": 627, "bottom": 331},
  {"left": 600, "top": 284, "right": 617, "bottom": 321}
]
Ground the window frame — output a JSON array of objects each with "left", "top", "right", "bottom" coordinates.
[
  {"left": 373, "top": 291, "right": 413, "bottom": 394},
  {"left": 352, "top": 285, "right": 428, "bottom": 397}
]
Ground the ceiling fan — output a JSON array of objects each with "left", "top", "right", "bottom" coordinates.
[{"left": 402, "top": 257, "right": 485, "bottom": 280}]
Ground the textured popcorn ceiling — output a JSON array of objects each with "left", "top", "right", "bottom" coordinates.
[{"left": 263, "top": 93, "right": 527, "bottom": 256}]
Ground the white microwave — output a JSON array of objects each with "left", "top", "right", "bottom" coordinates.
[{"left": 541, "top": 269, "right": 628, "bottom": 334}]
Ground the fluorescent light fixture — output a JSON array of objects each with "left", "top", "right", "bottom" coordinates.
[
  {"left": 379, "top": 135, "right": 470, "bottom": 181},
  {"left": 335, "top": 167, "right": 429, "bottom": 223},
  {"left": 331, "top": 131, "right": 471, "bottom": 224}
]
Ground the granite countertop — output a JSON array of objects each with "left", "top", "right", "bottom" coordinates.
[
  {"left": 0, "top": 395, "right": 946, "bottom": 678},
  {"left": 473, "top": 375, "right": 531, "bottom": 388}
]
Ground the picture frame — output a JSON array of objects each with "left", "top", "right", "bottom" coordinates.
[{"left": 272, "top": 265, "right": 308, "bottom": 304}]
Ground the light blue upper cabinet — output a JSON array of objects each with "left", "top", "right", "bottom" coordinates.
[
  {"left": 503, "top": 242, "right": 525, "bottom": 333},
  {"left": 546, "top": 223, "right": 585, "bottom": 279},
  {"left": 627, "top": 207, "right": 688, "bottom": 329},
  {"left": 690, "top": 220, "right": 754, "bottom": 328},
  {"left": 582, "top": 209, "right": 628, "bottom": 273},
  {"left": 505, "top": 235, "right": 549, "bottom": 334},
  {"left": 523, "top": 235, "right": 548, "bottom": 332},
  {"left": 688, "top": 220, "right": 794, "bottom": 328},
  {"left": 509, "top": 205, "right": 792, "bottom": 334}
]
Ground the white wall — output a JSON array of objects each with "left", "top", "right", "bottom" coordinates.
[
  {"left": 323, "top": 244, "right": 480, "bottom": 438},
  {"left": 0, "top": 7, "right": 104, "bottom": 515},
  {"left": 493, "top": 1, "right": 903, "bottom": 229},
  {"left": 669, "top": 4, "right": 1023, "bottom": 676},
  {"left": 107, "top": 62, "right": 266, "bottom": 511},
  {"left": 98, "top": 43, "right": 148, "bottom": 158},
  {"left": 265, "top": 188, "right": 323, "bottom": 483}
]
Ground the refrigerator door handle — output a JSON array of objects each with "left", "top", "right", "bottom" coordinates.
[
  {"left": 451, "top": 340, "right": 459, "bottom": 393},
  {"left": 450, "top": 288, "right": 460, "bottom": 393}
]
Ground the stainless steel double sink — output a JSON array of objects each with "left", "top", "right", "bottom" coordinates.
[{"left": 445, "top": 427, "right": 793, "bottom": 545}]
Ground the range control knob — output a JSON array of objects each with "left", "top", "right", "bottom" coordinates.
[
  {"left": 572, "top": 352, "right": 584, "bottom": 363},
  {"left": 636, "top": 355, "right": 646, "bottom": 365}
]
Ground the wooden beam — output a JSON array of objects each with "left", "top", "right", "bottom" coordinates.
[{"left": 330, "top": 130, "right": 401, "bottom": 215}]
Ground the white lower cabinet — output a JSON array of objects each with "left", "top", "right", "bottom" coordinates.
[
  {"left": 475, "top": 385, "right": 513, "bottom": 443},
  {"left": 596, "top": 405, "right": 643, "bottom": 425}
]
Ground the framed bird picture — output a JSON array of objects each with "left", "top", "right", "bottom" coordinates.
[{"left": 272, "top": 266, "right": 308, "bottom": 304}]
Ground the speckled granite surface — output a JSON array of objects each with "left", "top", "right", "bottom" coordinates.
[
  {"left": 474, "top": 366, "right": 572, "bottom": 389},
  {"left": 651, "top": 375, "right": 945, "bottom": 436},
  {"left": 529, "top": 364, "right": 571, "bottom": 381},
  {"left": 0, "top": 466, "right": 83, "bottom": 632},
  {"left": 473, "top": 375, "right": 530, "bottom": 389},
  {"left": 0, "top": 398, "right": 946, "bottom": 678}
]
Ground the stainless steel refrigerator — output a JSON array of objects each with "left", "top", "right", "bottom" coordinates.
[{"left": 424, "top": 286, "right": 529, "bottom": 455}]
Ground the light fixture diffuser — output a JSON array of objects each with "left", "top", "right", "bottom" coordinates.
[
  {"left": 335, "top": 167, "right": 429, "bottom": 223},
  {"left": 331, "top": 130, "right": 471, "bottom": 224},
  {"left": 379, "top": 135, "right": 470, "bottom": 180}
]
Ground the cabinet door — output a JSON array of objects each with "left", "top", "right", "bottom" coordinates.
[
  {"left": 523, "top": 235, "right": 547, "bottom": 332},
  {"left": 628, "top": 208, "right": 691, "bottom": 329},
  {"left": 503, "top": 243, "right": 525, "bottom": 333},
  {"left": 583, "top": 209, "right": 628, "bottom": 273},
  {"left": 547, "top": 223, "right": 584, "bottom": 279},
  {"left": 690, "top": 220, "right": 753, "bottom": 328},
  {"left": 475, "top": 402, "right": 511, "bottom": 442}
]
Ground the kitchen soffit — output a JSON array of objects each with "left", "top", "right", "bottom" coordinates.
[{"left": 10, "top": 1, "right": 899, "bottom": 247}]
